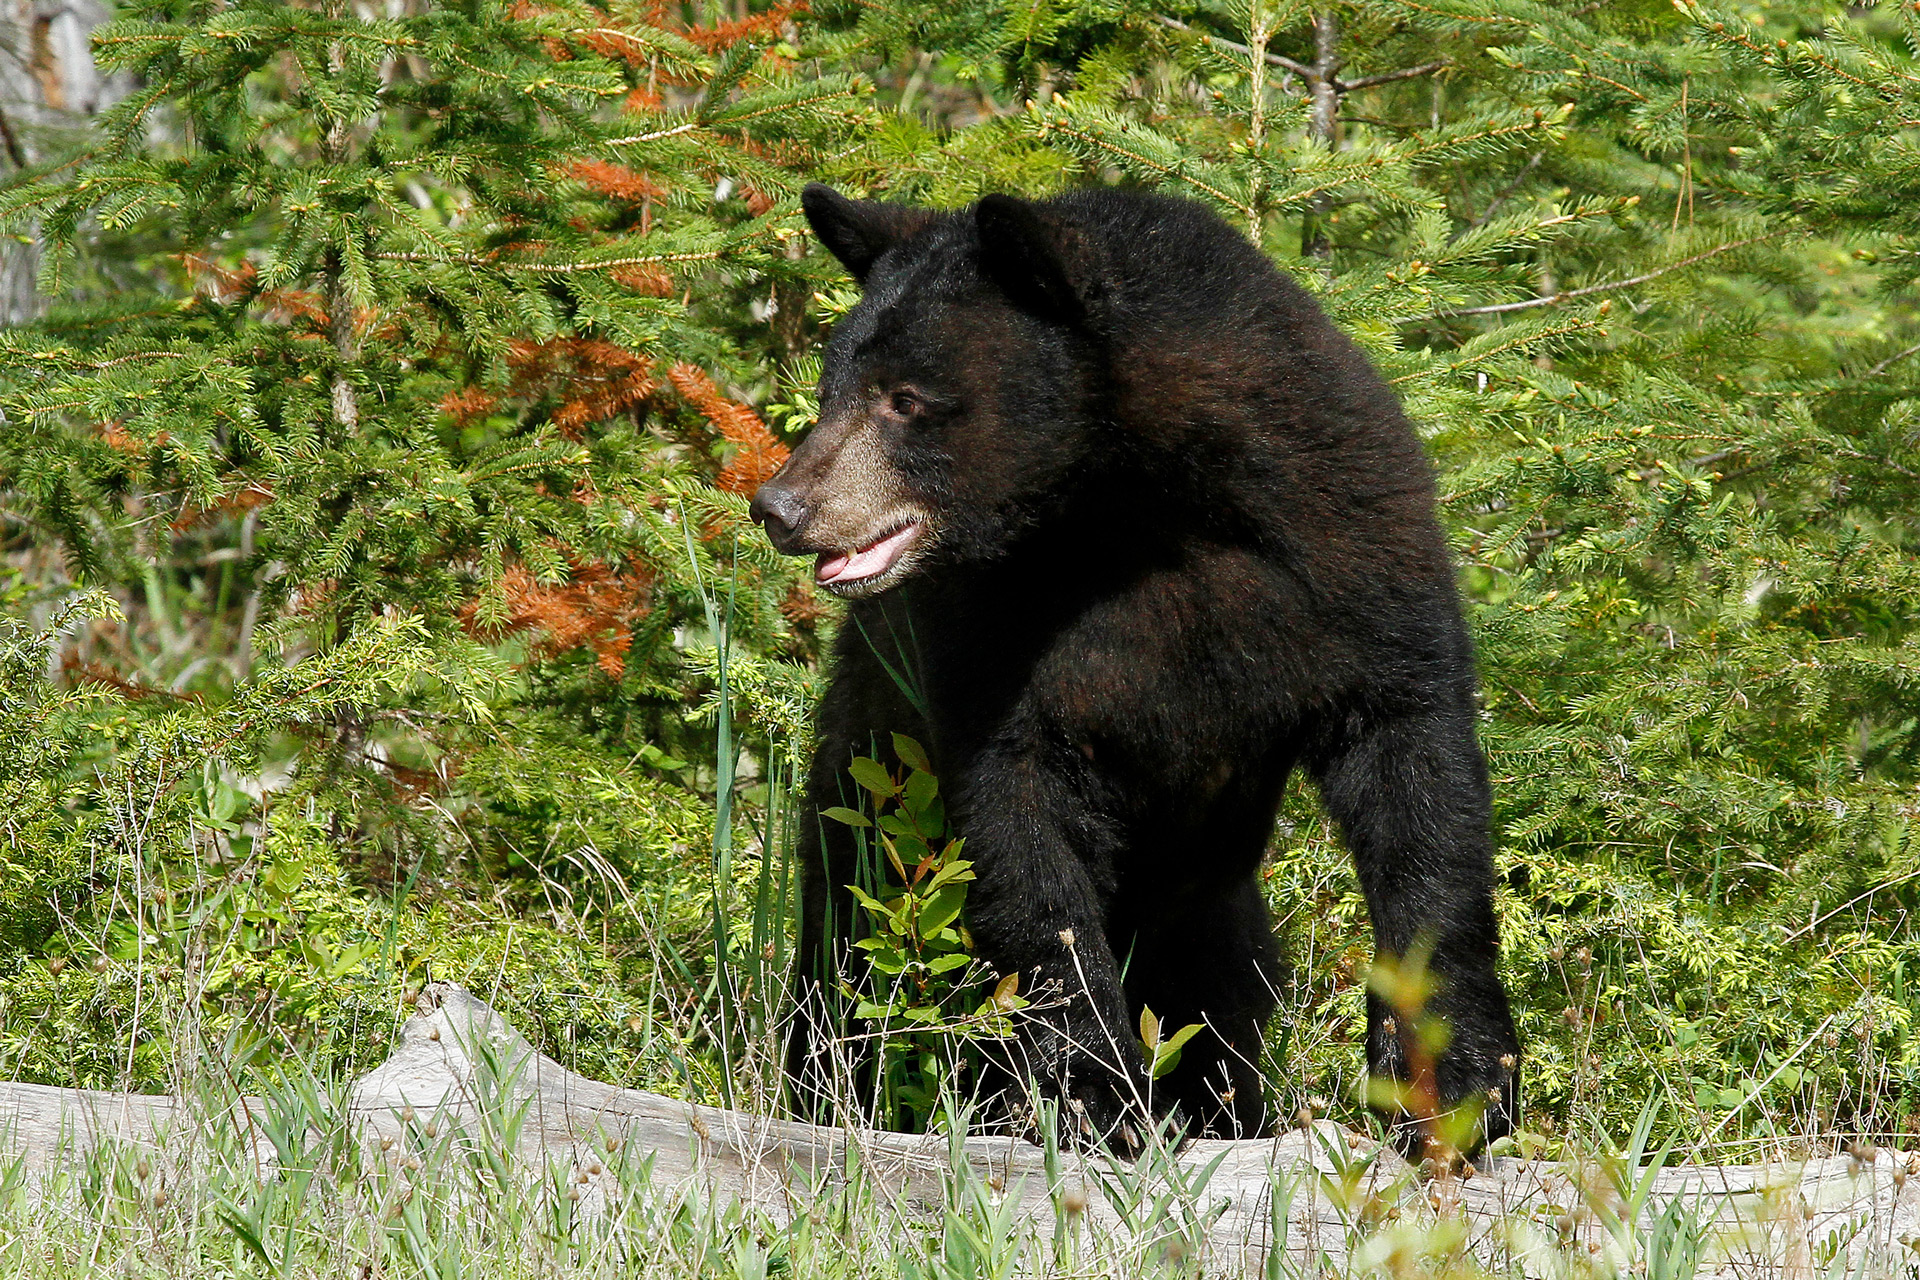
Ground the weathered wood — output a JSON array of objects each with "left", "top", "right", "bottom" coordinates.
[
  {"left": 0, "top": 0, "right": 130, "bottom": 323},
  {"left": 4, "top": 981, "right": 1919, "bottom": 1273}
]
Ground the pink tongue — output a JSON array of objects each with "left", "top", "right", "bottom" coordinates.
[{"left": 817, "top": 525, "right": 915, "bottom": 584}]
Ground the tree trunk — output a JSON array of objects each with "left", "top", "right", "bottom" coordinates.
[{"left": 1300, "top": 9, "right": 1341, "bottom": 262}]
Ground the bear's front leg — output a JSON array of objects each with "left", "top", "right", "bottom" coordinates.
[
  {"left": 1308, "top": 694, "right": 1522, "bottom": 1161},
  {"left": 953, "top": 739, "right": 1154, "bottom": 1154}
]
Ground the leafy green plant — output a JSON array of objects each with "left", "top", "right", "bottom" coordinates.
[
  {"left": 826, "top": 733, "right": 1024, "bottom": 1130},
  {"left": 1137, "top": 1008, "right": 1203, "bottom": 1083}
]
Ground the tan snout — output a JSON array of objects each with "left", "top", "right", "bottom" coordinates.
[{"left": 749, "top": 411, "right": 911, "bottom": 556}]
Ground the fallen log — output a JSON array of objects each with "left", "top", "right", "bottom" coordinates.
[{"left": 2, "top": 981, "right": 1915, "bottom": 1273}]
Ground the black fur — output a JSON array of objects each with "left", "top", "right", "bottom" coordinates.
[{"left": 757, "top": 184, "right": 1521, "bottom": 1153}]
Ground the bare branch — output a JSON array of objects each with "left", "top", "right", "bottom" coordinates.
[
  {"left": 8, "top": 981, "right": 1920, "bottom": 1272},
  {"left": 373, "top": 249, "right": 727, "bottom": 274},
  {"left": 1863, "top": 340, "right": 1920, "bottom": 378},
  {"left": 1337, "top": 60, "right": 1450, "bottom": 92},
  {"left": 1423, "top": 232, "right": 1787, "bottom": 320},
  {"left": 605, "top": 121, "right": 702, "bottom": 146},
  {"left": 1153, "top": 16, "right": 1448, "bottom": 95},
  {"left": 1452, "top": 150, "right": 1545, "bottom": 242},
  {"left": 1155, "top": 15, "right": 1315, "bottom": 82}
]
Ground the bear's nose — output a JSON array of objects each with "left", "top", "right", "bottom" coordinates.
[{"left": 749, "top": 480, "right": 809, "bottom": 552}]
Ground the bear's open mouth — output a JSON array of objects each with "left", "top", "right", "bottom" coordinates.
[{"left": 815, "top": 520, "right": 923, "bottom": 589}]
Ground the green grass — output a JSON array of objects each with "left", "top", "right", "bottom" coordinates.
[
  {"left": 5, "top": 1031, "right": 1914, "bottom": 1279},
  {"left": 0, "top": 1092, "right": 1642, "bottom": 1279}
]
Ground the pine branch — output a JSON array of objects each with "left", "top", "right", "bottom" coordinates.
[
  {"left": 1861, "top": 341, "right": 1920, "bottom": 378},
  {"left": 1693, "top": 8, "right": 1905, "bottom": 103},
  {"left": 0, "top": 106, "right": 25, "bottom": 170},
  {"left": 1391, "top": 313, "right": 1605, "bottom": 382},
  {"left": 373, "top": 249, "right": 731, "bottom": 274},
  {"left": 1029, "top": 109, "right": 1251, "bottom": 216},
  {"left": 1452, "top": 151, "right": 1545, "bottom": 240}
]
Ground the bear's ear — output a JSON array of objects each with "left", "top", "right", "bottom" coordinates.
[
  {"left": 974, "top": 194, "right": 1102, "bottom": 329},
  {"left": 802, "top": 183, "right": 932, "bottom": 283}
]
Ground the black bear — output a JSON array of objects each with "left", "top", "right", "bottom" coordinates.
[{"left": 752, "top": 183, "right": 1520, "bottom": 1153}]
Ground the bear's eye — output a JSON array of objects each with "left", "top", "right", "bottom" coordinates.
[{"left": 888, "top": 390, "right": 920, "bottom": 418}]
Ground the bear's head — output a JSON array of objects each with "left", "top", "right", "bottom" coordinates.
[{"left": 749, "top": 185, "right": 1110, "bottom": 598}]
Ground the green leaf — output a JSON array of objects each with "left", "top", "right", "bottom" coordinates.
[
  {"left": 889, "top": 833, "right": 930, "bottom": 868},
  {"left": 845, "top": 883, "right": 887, "bottom": 913},
  {"left": 926, "top": 856, "right": 975, "bottom": 890},
  {"left": 849, "top": 756, "right": 897, "bottom": 797},
  {"left": 892, "top": 732, "right": 933, "bottom": 774},
  {"left": 917, "top": 884, "right": 966, "bottom": 936},
  {"left": 1162, "top": 1022, "right": 1204, "bottom": 1054},
  {"left": 902, "top": 767, "right": 939, "bottom": 817},
  {"left": 927, "top": 951, "right": 972, "bottom": 973},
  {"left": 879, "top": 833, "right": 909, "bottom": 882},
  {"left": 328, "top": 942, "right": 373, "bottom": 980},
  {"left": 638, "top": 743, "right": 687, "bottom": 772},
  {"left": 1145, "top": 1015, "right": 1204, "bottom": 1079},
  {"left": 822, "top": 806, "right": 871, "bottom": 828},
  {"left": 848, "top": 884, "right": 907, "bottom": 934}
]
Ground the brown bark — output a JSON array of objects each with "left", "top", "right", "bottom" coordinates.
[{"left": 1301, "top": 9, "right": 1342, "bottom": 261}]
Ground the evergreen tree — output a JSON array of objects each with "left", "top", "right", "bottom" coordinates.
[{"left": 0, "top": 0, "right": 848, "bottom": 1089}]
